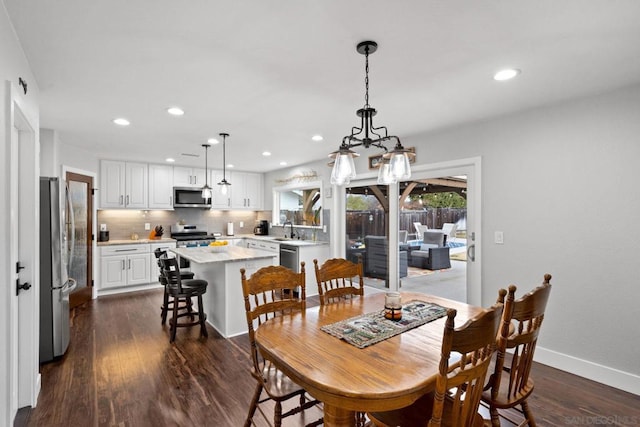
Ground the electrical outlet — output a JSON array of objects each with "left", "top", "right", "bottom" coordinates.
[
  {"left": 144, "top": 223, "right": 151, "bottom": 231},
  {"left": 239, "top": 221, "right": 244, "bottom": 228},
  {"left": 100, "top": 223, "right": 107, "bottom": 231},
  {"left": 494, "top": 231, "right": 504, "bottom": 244}
]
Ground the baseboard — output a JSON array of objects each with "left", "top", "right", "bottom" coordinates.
[{"left": 535, "top": 346, "right": 640, "bottom": 396}]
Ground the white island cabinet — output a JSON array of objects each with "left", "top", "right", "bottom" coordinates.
[{"left": 171, "top": 246, "right": 277, "bottom": 338}]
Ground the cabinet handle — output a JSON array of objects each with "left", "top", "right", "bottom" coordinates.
[
  {"left": 120, "top": 195, "right": 123, "bottom": 206},
  {"left": 169, "top": 196, "right": 172, "bottom": 205},
  {"left": 228, "top": 198, "right": 230, "bottom": 207},
  {"left": 121, "top": 260, "right": 125, "bottom": 270},
  {"left": 128, "top": 259, "right": 131, "bottom": 270},
  {"left": 126, "top": 195, "right": 130, "bottom": 206},
  {"left": 115, "top": 248, "right": 137, "bottom": 252},
  {"left": 247, "top": 198, "right": 250, "bottom": 206}
]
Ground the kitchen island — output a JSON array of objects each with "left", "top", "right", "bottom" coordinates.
[{"left": 171, "top": 246, "right": 277, "bottom": 337}]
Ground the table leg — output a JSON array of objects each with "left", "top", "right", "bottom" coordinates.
[{"left": 323, "top": 403, "right": 356, "bottom": 427}]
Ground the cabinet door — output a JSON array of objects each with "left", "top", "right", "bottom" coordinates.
[
  {"left": 148, "top": 164, "right": 174, "bottom": 209},
  {"left": 100, "top": 255, "right": 127, "bottom": 289},
  {"left": 244, "top": 173, "right": 263, "bottom": 209},
  {"left": 127, "top": 253, "right": 151, "bottom": 285},
  {"left": 230, "top": 171, "right": 246, "bottom": 208},
  {"left": 192, "top": 168, "right": 207, "bottom": 187},
  {"left": 125, "top": 162, "right": 148, "bottom": 208},
  {"left": 100, "top": 160, "right": 126, "bottom": 208},
  {"left": 211, "top": 170, "right": 232, "bottom": 209},
  {"left": 173, "top": 166, "right": 194, "bottom": 187}
]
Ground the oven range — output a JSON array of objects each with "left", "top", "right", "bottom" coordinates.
[{"left": 170, "top": 225, "right": 218, "bottom": 268}]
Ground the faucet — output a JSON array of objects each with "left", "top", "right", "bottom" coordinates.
[{"left": 283, "top": 221, "right": 296, "bottom": 239}]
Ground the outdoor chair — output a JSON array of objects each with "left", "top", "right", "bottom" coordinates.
[
  {"left": 367, "top": 297, "right": 504, "bottom": 427},
  {"left": 441, "top": 222, "right": 458, "bottom": 241},
  {"left": 240, "top": 263, "right": 322, "bottom": 427},
  {"left": 414, "top": 222, "right": 429, "bottom": 238},
  {"left": 408, "top": 231, "right": 451, "bottom": 270},
  {"left": 481, "top": 274, "right": 552, "bottom": 427}
]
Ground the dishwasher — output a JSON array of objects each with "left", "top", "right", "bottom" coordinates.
[{"left": 279, "top": 244, "right": 300, "bottom": 296}]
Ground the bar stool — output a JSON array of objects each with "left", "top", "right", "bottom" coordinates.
[
  {"left": 159, "top": 256, "right": 208, "bottom": 343},
  {"left": 154, "top": 248, "right": 195, "bottom": 325}
]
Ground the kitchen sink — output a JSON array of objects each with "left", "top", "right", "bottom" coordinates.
[{"left": 273, "top": 237, "right": 290, "bottom": 241}]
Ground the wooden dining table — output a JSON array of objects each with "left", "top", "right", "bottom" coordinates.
[{"left": 254, "top": 291, "right": 484, "bottom": 427}]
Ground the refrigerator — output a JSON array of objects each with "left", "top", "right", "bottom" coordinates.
[{"left": 39, "top": 177, "right": 77, "bottom": 363}]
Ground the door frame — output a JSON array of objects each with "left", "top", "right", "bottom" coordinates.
[
  {"left": 62, "top": 166, "right": 98, "bottom": 300},
  {"left": 4, "top": 80, "right": 40, "bottom": 424},
  {"left": 332, "top": 156, "right": 482, "bottom": 306}
]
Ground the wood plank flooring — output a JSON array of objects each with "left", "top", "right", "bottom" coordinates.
[{"left": 18, "top": 289, "right": 639, "bottom": 426}]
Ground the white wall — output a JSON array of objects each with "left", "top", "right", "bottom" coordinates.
[
  {"left": 264, "top": 85, "right": 640, "bottom": 394},
  {"left": 1, "top": 2, "right": 40, "bottom": 425}
]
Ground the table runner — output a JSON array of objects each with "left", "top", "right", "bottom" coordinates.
[{"left": 321, "top": 300, "right": 448, "bottom": 348}]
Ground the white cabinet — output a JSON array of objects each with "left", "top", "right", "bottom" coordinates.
[
  {"left": 231, "top": 171, "right": 263, "bottom": 209},
  {"left": 99, "top": 244, "right": 151, "bottom": 290},
  {"left": 173, "top": 166, "right": 208, "bottom": 187},
  {"left": 100, "top": 160, "right": 148, "bottom": 209},
  {"left": 148, "top": 164, "right": 174, "bottom": 209},
  {"left": 149, "top": 241, "right": 177, "bottom": 284}
]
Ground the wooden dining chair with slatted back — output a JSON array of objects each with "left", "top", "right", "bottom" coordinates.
[
  {"left": 481, "top": 274, "right": 552, "bottom": 427},
  {"left": 367, "top": 299, "right": 505, "bottom": 427},
  {"left": 240, "top": 262, "right": 322, "bottom": 427},
  {"left": 313, "top": 257, "right": 364, "bottom": 306}
]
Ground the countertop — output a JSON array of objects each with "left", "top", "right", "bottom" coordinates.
[
  {"left": 229, "top": 234, "right": 330, "bottom": 247},
  {"left": 171, "top": 246, "right": 278, "bottom": 264},
  {"left": 97, "top": 237, "right": 176, "bottom": 247}
]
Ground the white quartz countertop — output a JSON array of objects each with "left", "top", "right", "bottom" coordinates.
[
  {"left": 231, "top": 234, "right": 329, "bottom": 247},
  {"left": 97, "top": 237, "right": 176, "bottom": 247},
  {"left": 171, "top": 246, "right": 278, "bottom": 264}
]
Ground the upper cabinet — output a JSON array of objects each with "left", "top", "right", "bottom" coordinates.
[
  {"left": 148, "top": 164, "right": 174, "bottom": 209},
  {"left": 231, "top": 171, "right": 263, "bottom": 209},
  {"left": 173, "top": 166, "right": 207, "bottom": 187},
  {"left": 100, "top": 160, "right": 148, "bottom": 209}
]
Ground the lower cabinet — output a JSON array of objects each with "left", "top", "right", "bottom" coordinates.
[{"left": 99, "top": 244, "right": 151, "bottom": 291}]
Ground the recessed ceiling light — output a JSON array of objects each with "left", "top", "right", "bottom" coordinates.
[
  {"left": 312, "top": 135, "right": 324, "bottom": 142},
  {"left": 113, "top": 118, "right": 130, "bottom": 126},
  {"left": 207, "top": 137, "right": 220, "bottom": 145},
  {"left": 227, "top": 164, "right": 234, "bottom": 168},
  {"left": 167, "top": 107, "right": 184, "bottom": 116},
  {"left": 494, "top": 68, "right": 521, "bottom": 81},
  {"left": 280, "top": 161, "right": 288, "bottom": 166},
  {"left": 165, "top": 158, "right": 175, "bottom": 163},
  {"left": 262, "top": 151, "right": 271, "bottom": 156}
]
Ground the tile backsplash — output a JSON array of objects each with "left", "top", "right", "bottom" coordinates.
[{"left": 97, "top": 208, "right": 330, "bottom": 241}]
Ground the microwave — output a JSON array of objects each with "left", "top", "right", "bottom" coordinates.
[{"left": 173, "top": 187, "right": 212, "bottom": 208}]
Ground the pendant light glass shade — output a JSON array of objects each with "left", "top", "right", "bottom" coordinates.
[
  {"left": 389, "top": 151, "right": 411, "bottom": 180},
  {"left": 217, "top": 133, "right": 231, "bottom": 194},
  {"left": 376, "top": 157, "right": 395, "bottom": 185},
  {"left": 201, "top": 185, "right": 212, "bottom": 199},
  {"left": 330, "top": 146, "right": 358, "bottom": 185}
]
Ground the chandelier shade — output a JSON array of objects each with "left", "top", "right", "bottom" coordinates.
[{"left": 329, "top": 40, "right": 414, "bottom": 185}]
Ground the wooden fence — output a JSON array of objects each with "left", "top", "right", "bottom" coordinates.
[{"left": 346, "top": 209, "right": 466, "bottom": 240}]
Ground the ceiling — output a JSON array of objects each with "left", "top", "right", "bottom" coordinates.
[{"left": 5, "top": 1, "right": 640, "bottom": 173}]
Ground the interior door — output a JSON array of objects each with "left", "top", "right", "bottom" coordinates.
[{"left": 66, "top": 172, "right": 94, "bottom": 308}]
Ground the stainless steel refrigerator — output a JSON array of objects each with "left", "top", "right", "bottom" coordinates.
[{"left": 39, "top": 177, "right": 77, "bottom": 363}]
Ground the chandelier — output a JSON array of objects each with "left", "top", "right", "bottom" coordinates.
[
  {"left": 329, "top": 40, "right": 415, "bottom": 186},
  {"left": 217, "top": 132, "right": 232, "bottom": 195},
  {"left": 201, "top": 143, "right": 212, "bottom": 199}
]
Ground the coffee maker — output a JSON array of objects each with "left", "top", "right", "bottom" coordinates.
[{"left": 254, "top": 220, "right": 269, "bottom": 235}]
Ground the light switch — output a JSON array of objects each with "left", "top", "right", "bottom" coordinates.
[
  {"left": 239, "top": 221, "right": 244, "bottom": 228},
  {"left": 144, "top": 223, "right": 151, "bottom": 231},
  {"left": 494, "top": 231, "right": 504, "bottom": 244}
]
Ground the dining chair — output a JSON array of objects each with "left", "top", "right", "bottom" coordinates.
[
  {"left": 367, "top": 298, "right": 505, "bottom": 427},
  {"left": 159, "top": 256, "right": 208, "bottom": 343},
  {"left": 313, "top": 258, "right": 364, "bottom": 306},
  {"left": 240, "top": 263, "right": 322, "bottom": 427},
  {"left": 481, "top": 274, "right": 552, "bottom": 427}
]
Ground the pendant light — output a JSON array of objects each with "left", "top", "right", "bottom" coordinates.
[
  {"left": 201, "top": 143, "right": 212, "bottom": 199},
  {"left": 217, "top": 132, "right": 231, "bottom": 195},
  {"left": 329, "top": 40, "right": 415, "bottom": 185}
]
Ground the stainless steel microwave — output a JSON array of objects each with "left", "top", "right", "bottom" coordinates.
[{"left": 173, "top": 187, "right": 212, "bottom": 208}]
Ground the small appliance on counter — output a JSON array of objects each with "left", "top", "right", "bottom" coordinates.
[
  {"left": 98, "top": 223, "right": 109, "bottom": 242},
  {"left": 226, "top": 222, "right": 234, "bottom": 236},
  {"left": 254, "top": 220, "right": 269, "bottom": 235}
]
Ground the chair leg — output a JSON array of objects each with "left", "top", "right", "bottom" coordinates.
[
  {"left": 521, "top": 401, "right": 536, "bottom": 427},
  {"left": 274, "top": 401, "right": 283, "bottom": 427},
  {"left": 244, "top": 383, "right": 263, "bottom": 427},
  {"left": 197, "top": 294, "right": 208, "bottom": 338},
  {"left": 170, "top": 295, "right": 178, "bottom": 343},
  {"left": 490, "top": 405, "right": 500, "bottom": 427},
  {"left": 161, "top": 287, "right": 169, "bottom": 325}
]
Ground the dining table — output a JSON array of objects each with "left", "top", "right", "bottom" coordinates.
[{"left": 254, "top": 291, "right": 484, "bottom": 427}]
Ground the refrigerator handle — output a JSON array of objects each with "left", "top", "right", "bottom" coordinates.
[{"left": 65, "top": 182, "right": 76, "bottom": 274}]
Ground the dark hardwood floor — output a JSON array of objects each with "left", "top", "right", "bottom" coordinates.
[{"left": 18, "top": 289, "right": 639, "bottom": 426}]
